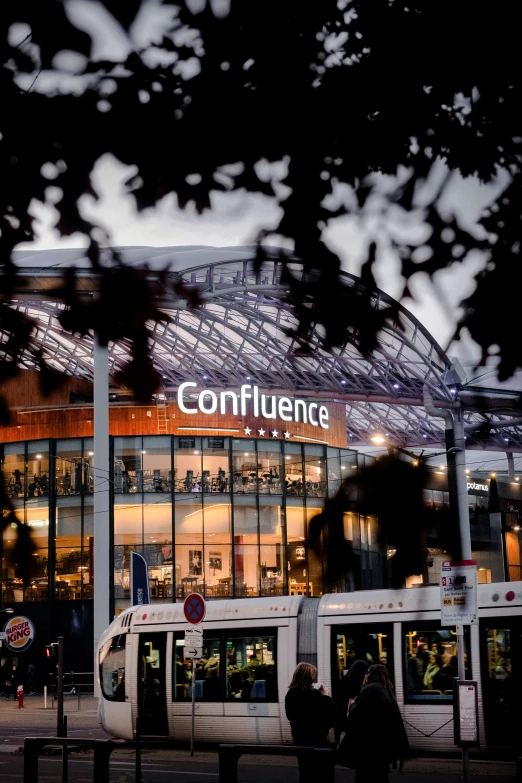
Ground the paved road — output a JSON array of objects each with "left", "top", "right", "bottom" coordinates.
[
  {"left": 0, "top": 698, "right": 515, "bottom": 781},
  {"left": 0, "top": 752, "right": 515, "bottom": 783}
]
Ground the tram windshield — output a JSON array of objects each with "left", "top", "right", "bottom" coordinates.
[{"left": 99, "top": 634, "right": 126, "bottom": 701}]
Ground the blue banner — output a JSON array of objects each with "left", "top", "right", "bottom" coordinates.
[{"left": 131, "top": 551, "right": 150, "bottom": 606}]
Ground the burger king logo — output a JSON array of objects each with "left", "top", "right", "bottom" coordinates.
[{"left": 2, "top": 616, "right": 35, "bottom": 652}]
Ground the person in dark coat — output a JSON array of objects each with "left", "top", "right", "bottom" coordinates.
[
  {"left": 336, "top": 659, "right": 369, "bottom": 739},
  {"left": 285, "top": 662, "right": 336, "bottom": 783},
  {"left": 6, "top": 665, "right": 19, "bottom": 701},
  {"left": 338, "top": 664, "right": 409, "bottom": 783}
]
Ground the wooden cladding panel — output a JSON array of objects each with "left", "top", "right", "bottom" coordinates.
[
  {"left": 0, "top": 370, "right": 92, "bottom": 409},
  {"left": 0, "top": 400, "right": 347, "bottom": 447}
]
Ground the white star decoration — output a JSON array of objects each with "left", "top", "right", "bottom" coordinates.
[
  {"left": 258, "top": 428, "right": 265, "bottom": 436},
  {"left": 271, "top": 429, "right": 278, "bottom": 438},
  {"left": 284, "top": 431, "right": 290, "bottom": 439},
  {"left": 244, "top": 426, "right": 251, "bottom": 435}
]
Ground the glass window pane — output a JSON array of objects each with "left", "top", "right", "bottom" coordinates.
[
  {"left": 232, "top": 440, "right": 257, "bottom": 494},
  {"left": 260, "top": 544, "right": 284, "bottom": 595},
  {"left": 114, "top": 502, "right": 143, "bottom": 546},
  {"left": 305, "top": 506, "right": 323, "bottom": 596},
  {"left": 203, "top": 498, "right": 231, "bottom": 544},
  {"left": 144, "top": 502, "right": 173, "bottom": 602},
  {"left": 3, "top": 443, "right": 26, "bottom": 499},
  {"left": 202, "top": 437, "right": 230, "bottom": 494},
  {"left": 56, "top": 500, "right": 83, "bottom": 600},
  {"left": 284, "top": 443, "right": 303, "bottom": 496},
  {"left": 235, "top": 544, "right": 259, "bottom": 596},
  {"left": 257, "top": 441, "right": 283, "bottom": 495},
  {"left": 27, "top": 441, "right": 50, "bottom": 498},
  {"left": 333, "top": 623, "right": 393, "bottom": 712},
  {"left": 56, "top": 439, "right": 90, "bottom": 496},
  {"left": 232, "top": 501, "right": 258, "bottom": 539},
  {"left": 175, "top": 499, "right": 203, "bottom": 543},
  {"left": 173, "top": 634, "right": 221, "bottom": 701},
  {"left": 114, "top": 436, "right": 143, "bottom": 494},
  {"left": 403, "top": 623, "right": 470, "bottom": 702},
  {"left": 142, "top": 436, "right": 172, "bottom": 493},
  {"left": 204, "top": 544, "right": 232, "bottom": 598},
  {"left": 304, "top": 445, "right": 326, "bottom": 498},
  {"left": 174, "top": 437, "right": 202, "bottom": 493},
  {"left": 226, "top": 632, "right": 277, "bottom": 701},
  {"left": 175, "top": 546, "right": 204, "bottom": 600},
  {"left": 327, "top": 448, "right": 341, "bottom": 497},
  {"left": 3, "top": 506, "right": 47, "bottom": 603},
  {"left": 99, "top": 634, "right": 126, "bottom": 701}
]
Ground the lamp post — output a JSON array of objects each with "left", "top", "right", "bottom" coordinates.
[{"left": 424, "top": 384, "right": 472, "bottom": 783}]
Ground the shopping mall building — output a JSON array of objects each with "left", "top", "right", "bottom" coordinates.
[{"left": 1, "top": 246, "right": 521, "bottom": 677}]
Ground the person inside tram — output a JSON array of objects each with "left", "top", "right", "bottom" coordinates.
[
  {"left": 203, "top": 667, "right": 221, "bottom": 700},
  {"left": 438, "top": 655, "right": 459, "bottom": 690},
  {"left": 142, "top": 656, "right": 160, "bottom": 707},
  {"left": 113, "top": 668, "right": 125, "bottom": 699},
  {"left": 423, "top": 654, "right": 442, "bottom": 689},
  {"left": 407, "top": 650, "right": 424, "bottom": 693}
]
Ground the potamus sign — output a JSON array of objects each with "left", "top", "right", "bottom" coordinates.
[{"left": 1, "top": 616, "right": 35, "bottom": 652}]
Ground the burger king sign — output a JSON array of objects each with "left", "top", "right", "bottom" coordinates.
[{"left": 1, "top": 616, "right": 35, "bottom": 652}]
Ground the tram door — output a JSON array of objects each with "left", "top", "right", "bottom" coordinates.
[
  {"left": 480, "top": 616, "right": 522, "bottom": 748},
  {"left": 138, "top": 632, "right": 169, "bottom": 736}
]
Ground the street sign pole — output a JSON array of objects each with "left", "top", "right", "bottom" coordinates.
[
  {"left": 190, "top": 657, "right": 196, "bottom": 757},
  {"left": 441, "top": 558, "right": 476, "bottom": 783},
  {"left": 183, "top": 594, "right": 206, "bottom": 758}
]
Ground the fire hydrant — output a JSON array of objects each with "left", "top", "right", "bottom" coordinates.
[{"left": 17, "top": 685, "right": 24, "bottom": 709}]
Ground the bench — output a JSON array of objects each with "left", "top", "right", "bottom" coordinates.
[{"left": 218, "top": 743, "right": 335, "bottom": 783}]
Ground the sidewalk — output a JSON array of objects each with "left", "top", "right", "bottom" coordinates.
[
  {"left": 0, "top": 693, "right": 105, "bottom": 752},
  {"left": 0, "top": 697, "right": 516, "bottom": 778}
]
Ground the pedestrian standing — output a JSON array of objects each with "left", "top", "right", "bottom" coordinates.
[
  {"left": 337, "top": 664, "right": 409, "bottom": 783},
  {"left": 7, "top": 665, "right": 19, "bottom": 701},
  {"left": 285, "top": 662, "right": 336, "bottom": 783}
]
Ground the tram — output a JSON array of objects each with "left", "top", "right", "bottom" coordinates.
[{"left": 98, "top": 582, "right": 521, "bottom": 752}]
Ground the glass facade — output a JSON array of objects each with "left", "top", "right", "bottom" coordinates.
[
  {"left": 3, "top": 438, "right": 518, "bottom": 614},
  {"left": 1, "top": 436, "right": 365, "bottom": 613}
]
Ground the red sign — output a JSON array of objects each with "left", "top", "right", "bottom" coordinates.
[{"left": 183, "top": 593, "right": 206, "bottom": 625}]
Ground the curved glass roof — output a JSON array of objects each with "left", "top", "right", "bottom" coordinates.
[{"left": 6, "top": 245, "right": 522, "bottom": 451}]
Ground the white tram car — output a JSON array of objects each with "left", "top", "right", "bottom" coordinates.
[{"left": 98, "top": 582, "right": 521, "bottom": 753}]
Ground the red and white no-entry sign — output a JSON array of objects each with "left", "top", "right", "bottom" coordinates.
[{"left": 183, "top": 593, "right": 206, "bottom": 625}]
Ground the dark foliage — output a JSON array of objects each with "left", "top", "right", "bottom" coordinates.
[
  {"left": 1, "top": 1, "right": 521, "bottom": 579},
  {"left": 309, "top": 456, "right": 459, "bottom": 589}
]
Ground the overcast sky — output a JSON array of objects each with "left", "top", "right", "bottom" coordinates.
[{"left": 19, "top": 152, "right": 518, "bottom": 384}]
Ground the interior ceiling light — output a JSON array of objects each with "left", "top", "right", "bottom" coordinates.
[{"left": 370, "top": 434, "right": 386, "bottom": 444}]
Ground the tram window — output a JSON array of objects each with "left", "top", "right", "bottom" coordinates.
[
  {"left": 334, "top": 624, "right": 393, "bottom": 684},
  {"left": 485, "top": 627, "right": 511, "bottom": 681},
  {"left": 226, "top": 631, "right": 277, "bottom": 701},
  {"left": 403, "top": 622, "right": 470, "bottom": 703},
  {"left": 173, "top": 635, "right": 222, "bottom": 701},
  {"left": 99, "top": 634, "right": 126, "bottom": 702}
]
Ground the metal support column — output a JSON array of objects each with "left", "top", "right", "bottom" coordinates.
[{"left": 93, "top": 334, "right": 110, "bottom": 697}]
